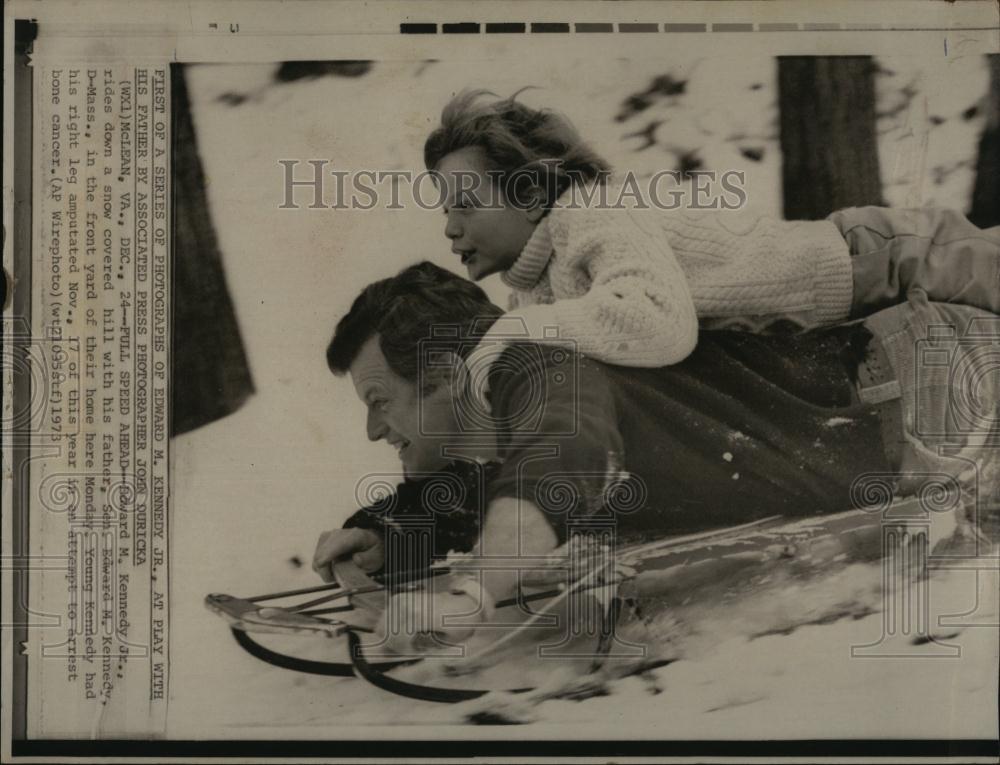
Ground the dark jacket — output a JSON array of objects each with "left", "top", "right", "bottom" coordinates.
[{"left": 345, "top": 326, "right": 889, "bottom": 569}]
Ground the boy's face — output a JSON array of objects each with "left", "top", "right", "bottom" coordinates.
[{"left": 436, "top": 147, "right": 542, "bottom": 281}]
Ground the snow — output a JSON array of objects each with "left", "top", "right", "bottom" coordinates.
[
  {"left": 171, "top": 553, "right": 999, "bottom": 738},
  {"left": 825, "top": 417, "right": 855, "bottom": 428},
  {"left": 165, "top": 56, "right": 998, "bottom": 737}
]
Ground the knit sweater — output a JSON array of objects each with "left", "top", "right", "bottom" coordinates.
[{"left": 478, "top": 199, "right": 855, "bottom": 369}]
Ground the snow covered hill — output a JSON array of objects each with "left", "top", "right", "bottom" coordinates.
[{"left": 165, "top": 55, "right": 998, "bottom": 738}]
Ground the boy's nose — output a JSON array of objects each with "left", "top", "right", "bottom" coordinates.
[{"left": 444, "top": 212, "right": 463, "bottom": 240}]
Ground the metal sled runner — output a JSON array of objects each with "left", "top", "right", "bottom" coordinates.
[{"left": 206, "top": 508, "right": 894, "bottom": 703}]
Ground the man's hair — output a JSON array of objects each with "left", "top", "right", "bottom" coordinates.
[
  {"left": 326, "top": 261, "right": 504, "bottom": 382},
  {"left": 423, "top": 89, "right": 612, "bottom": 208}
]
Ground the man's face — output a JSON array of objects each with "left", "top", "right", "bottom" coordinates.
[
  {"left": 349, "top": 335, "right": 461, "bottom": 476},
  {"left": 436, "top": 147, "right": 540, "bottom": 281}
]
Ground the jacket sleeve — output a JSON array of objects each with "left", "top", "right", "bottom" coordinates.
[
  {"left": 342, "top": 464, "right": 488, "bottom": 568},
  {"left": 493, "top": 208, "right": 699, "bottom": 367},
  {"left": 342, "top": 504, "right": 389, "bottom": 535},
  {"left": 485, "top": 344, "right": 627, "bottom": 545}
]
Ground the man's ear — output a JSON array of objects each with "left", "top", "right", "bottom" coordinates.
[
  {"left": 422, "top": 351, "right": 468, "bottom": 399},
  {"left": 446, "top": 350, "right": 471, "bottom": 399}
]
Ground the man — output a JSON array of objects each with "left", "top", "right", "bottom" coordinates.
[{"left": 314, "top": 261, "right": 999, "bottom": 640}]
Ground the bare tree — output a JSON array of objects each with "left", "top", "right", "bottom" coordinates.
[
  {"left": 172, "top": 67, "right": 255, "bottom": 435},
  {"left": 778, "top": 57, "right": 883, "bottom": 221},
  {"left": 969, "top": 54, "right": 1000, "bottom": 228}
]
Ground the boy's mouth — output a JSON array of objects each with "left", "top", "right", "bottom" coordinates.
[{"left": 453, "top": 249, "right": 476, "bottom": 265}]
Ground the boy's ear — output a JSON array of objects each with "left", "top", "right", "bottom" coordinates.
[{"left": 523, "top": 185, "right": 547, "bottom": 223}]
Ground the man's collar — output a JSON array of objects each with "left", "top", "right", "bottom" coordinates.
[{"left": 501, "top": 217, "right": 553, "bottom": 291}]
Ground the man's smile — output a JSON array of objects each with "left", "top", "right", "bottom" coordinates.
[{"left": 389, "top": 438, "right": 411, "bottom": 455}]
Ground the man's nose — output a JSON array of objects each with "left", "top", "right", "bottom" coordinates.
[{"left": 366, "top": 409, "right": 388, "bottom": 442}]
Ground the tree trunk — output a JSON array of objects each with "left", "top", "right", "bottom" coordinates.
[
  {"left": 778, "top": 57, "right": 883, "bottom": 221},
  {"left": 171, "top": 67, "right": 254, "bottom": 435},
  {"left": 969, "top": 54, "right": 1000, "bottom": 229}
]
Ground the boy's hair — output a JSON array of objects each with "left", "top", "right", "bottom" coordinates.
[
  {"left": 327, "top": 261, "right": 503, "bottom": 384},
  {"left": 424, "top": 89, "right": 612, "bottom": 208}
]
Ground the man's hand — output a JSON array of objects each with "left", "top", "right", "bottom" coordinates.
[{"left": 312, "top": 527, "right": 384, "bottom": 582}]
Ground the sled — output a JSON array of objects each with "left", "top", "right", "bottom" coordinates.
[{"left": 205, "top": 506, "right": 901, "bottom": 702}]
